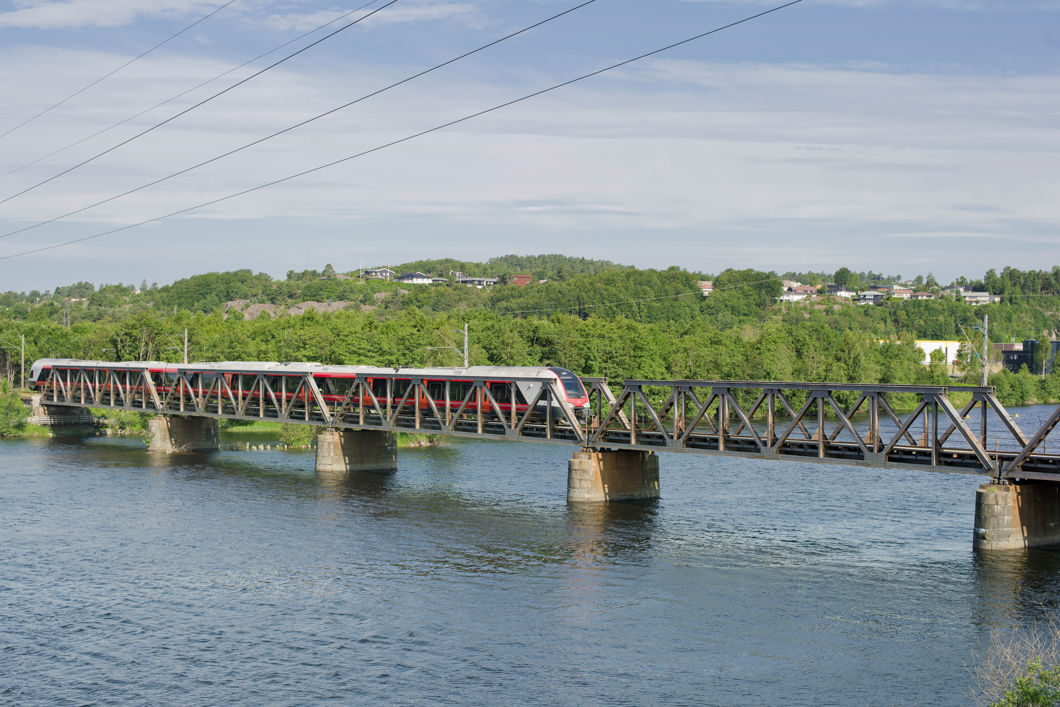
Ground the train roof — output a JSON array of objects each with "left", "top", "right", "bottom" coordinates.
[{"left": 33, "top": 359, "right": 574, "bottom": 380}]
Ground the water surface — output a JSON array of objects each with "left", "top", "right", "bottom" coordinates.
[{"left": 3, "top": 407, "right": 1060, "bottom": 704}]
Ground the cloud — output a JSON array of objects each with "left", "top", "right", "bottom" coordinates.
[
  {"left": 0, "top": 42, "right": 1058, "bottom": 286},
  {"left": 0, "top": 0, "right": 220, "bottom": 29},
  {"left": 263, "top": 2, "right": 486, "bottom": 32}
]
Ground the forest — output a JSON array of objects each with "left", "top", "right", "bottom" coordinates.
[{"left": 2, "top": 257, "right": 1059, "bottom": 407}]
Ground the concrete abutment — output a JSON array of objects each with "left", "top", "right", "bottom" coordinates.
[
  {"left": 147, "top": 416, "right": 219, "bottom": 453},
  {"left": 567, "top": 449, "right": 660, "bottom": 503},
  {"left": 316, "top": 429, "right": 397, "bottom": 474},
  {"left": 974, "top": 482, "right": 1060, "bottom": 551}
]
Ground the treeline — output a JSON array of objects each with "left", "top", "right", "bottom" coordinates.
[
  {"left": 6, "top": 305, "right": 1060, "bottom": 404},
  {"left": 3, "top": 257, "right": 1060, "bottom": 407},
  {"left": 0, "top": 308, "right": 933, "bottom": 385}
]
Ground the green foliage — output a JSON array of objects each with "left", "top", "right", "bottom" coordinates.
[
  {"left": 833, "top": 266, "right": 861, "bottom": 291},
  {"left": 0, "top": 380, "right": 28, "bottom": 437},
  {"left": 991, "top": 367, "right": 1042, "bottom": 407},
  {"left": 994, "top": 659, "right": 1060, "bottom": 706},
  {"left": 219, "top": 417, "right": 256, "bottom": 430},
  {"left": 5, "top": 259, "right": 1060, "bottom": 395},
  {"left": 90, "top": 408, "right": 149, "bottom": 434},
  {"left": 278, "top": 423, "right": 316, "bottom": 447}
]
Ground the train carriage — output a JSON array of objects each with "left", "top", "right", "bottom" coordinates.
[{"left": 28, "top": 359, "right": 590, "bottom": 422}]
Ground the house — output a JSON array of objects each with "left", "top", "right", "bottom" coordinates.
[
  {"left": 889, "top": 286, "right": 912, "bottom": 300},
  {"left": 1001, "top": 340, "right": 1060, "bottom": 374},
  {"left": 779, "top": 283, "right": 819, "bottom": 303},
  {"left": 698, "top": 281, "right": 714, "bottom": 297},
  {"left": 910, "top": 291, "right": 934, "bottom": 300},
  {"left": 857, "top": 290, "right": 885, "bottom": 306},
  {"left": 824, "top": 283, "right": 855, "bottom": 298},
  {"left": 395, "top": 272, "right": 433, "bottom": 285},
  {"left": 457, "top": 276, "right": 499, "bottom": 288},
  {"left": 915, "top": 340, "right": 962, "bottom": 367},
  {"left": 431, "top": 277, "right": 449, "bottom": 284},
  {"left": 511, "top": 274, "right": 532, "bottom": 287},
  {"left": 363, "top": 267, "right": 395, "bottom": 280},
  {"left": 960, "top": 290, "right": 998, "bottom": 306}
]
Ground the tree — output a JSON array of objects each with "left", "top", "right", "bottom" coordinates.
[{"left": 834, "top": 267, "right": 861, "bottom": 291}]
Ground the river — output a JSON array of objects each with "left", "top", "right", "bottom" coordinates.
[{"left": 3, "top": 405, "right": 1060, "bottom": 704}]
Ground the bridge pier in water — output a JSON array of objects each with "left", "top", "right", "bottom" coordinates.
[
  {"left": 567, "top": 449, "right": 660, "bottom": 503},
  {"left": 974, "top": 482, "right": 1060, "bottom": 551},
  {"left": 147, "top": 416, "right": 219, "bottom": 453},
  {"left": 316, "top": 429, "right": 397, "bottom": 474}
]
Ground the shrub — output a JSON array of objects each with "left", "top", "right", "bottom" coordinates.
[
  {"left": 0, "top": 380, "right": 28, "bottom": 437},
  {"left": 278, "top": 423, "right": 316, "bottom": 447},
  {"left": 973, "top": 614, "right": 1060, "bottom": 705}
]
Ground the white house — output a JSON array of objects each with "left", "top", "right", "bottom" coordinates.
[
  {"left": 395, "top": 272, "right": 433, "bottom": 285},
  {"left": 363, "top": 267, "right": 395, "bottom": 280}
]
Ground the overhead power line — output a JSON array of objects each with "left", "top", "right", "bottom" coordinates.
[
  {"left": 0, "top": 0, "right": 383, "bottom": 182},
  {"left": 0, "top": 0, "right": 239, "bottom": 141},
  {"left": 0, "top": 0, "right": 400, "bottom": 208},
  {"left": 0, "top": 0, "right": 599, "bottom": 241},
  {"left": 0, "top": 0, "right": 802, "bottom": 262}
]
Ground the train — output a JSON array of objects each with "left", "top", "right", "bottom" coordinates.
[{"left": 28, "top": 359, "right": 591, "bottom": 420}]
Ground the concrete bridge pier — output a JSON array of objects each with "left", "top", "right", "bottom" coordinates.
[
  {"left": 568, "top": 449, "right": 660, "bottom": 503},
  {"left": 147, "top": 416, "right": 219, "bottom": 453},
  {"left": 316, "top": 429, "right": 397, "bottom": 474},
  {"left": 974, "top": 482, "right": 1060, "bottom": 551}
]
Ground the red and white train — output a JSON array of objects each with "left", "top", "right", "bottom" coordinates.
[{"left": 29, "top": 359, "right": 591, "bottom": 419}]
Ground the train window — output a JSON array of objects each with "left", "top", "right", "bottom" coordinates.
[
  {"left": 371, "top": 379, "right": 387, "bottom": 398},
  {"left": 549, "top": 368, "right": 586, "bottom": 398},
  {"left": 488, "top": 382, "right": 511, "bottom": 403},
  {"left": 427, "top": 380, "right": 445, "bottom": 400},
  {"left": 326, "top": 378, "right": 352, "bottom": 396},
  {"left": 451, "top": 381, "right": 471, "bottom": 401}
]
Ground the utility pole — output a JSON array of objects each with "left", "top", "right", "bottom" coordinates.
[
  {"left": 981, "top": 314, "right": 989, "bottom": 387},
  {"left": 20, "top": 333, "right": 24, "bottom": 390},
  {"left": 463, "top": 322, "right": 469, "bottom": 368},
  {"left": 184, "top": 328, "right": 189, "bottom": 364}
]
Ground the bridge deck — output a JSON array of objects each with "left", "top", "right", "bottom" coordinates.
[{"left": 35, "top": 363, "right": 1060, "bottom": 481}]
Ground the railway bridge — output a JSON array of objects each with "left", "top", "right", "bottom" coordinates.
[{"left": 29, "top": 358, "right": 1060, "bottom": 551}]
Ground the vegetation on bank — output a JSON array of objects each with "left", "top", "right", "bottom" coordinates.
[
  {"left": 0, "top": 381, "right": 28, "bottom": 437},
  {"left": 973, "top": 615, "right": 1060, "bottom": 706},
  {"left": 1, "top": 258, "right": 1059, "bottom": 415}
]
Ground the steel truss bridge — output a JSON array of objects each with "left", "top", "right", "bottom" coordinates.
[{"left": 36, "top": 361, "right": 1060, "bottom": 482}]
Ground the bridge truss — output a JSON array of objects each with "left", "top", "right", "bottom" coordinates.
[{"left": 37, "top": 362, "right": 1060, "bottom": 481}]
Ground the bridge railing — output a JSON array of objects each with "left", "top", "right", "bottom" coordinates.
[{"left": 581, "top": 378, "right": 1060, "bottom": 480}]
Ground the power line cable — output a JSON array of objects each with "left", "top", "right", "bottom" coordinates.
[
  {"left": 0, "top": 0, "right": 802, "bottom": 262},
  {"left": 0, "top": 0, "right": 599, "bottom": 241},
  {"left": 0, "top": 0, "right": 239, "bottom": 141},
  {"left": 0, "top": 0, "right": 383, "bottom": 182},
  {"left": 0, "top": 0, "right": 400, "bottom": 208}
]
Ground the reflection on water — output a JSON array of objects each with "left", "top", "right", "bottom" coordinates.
[
  {"left": 4, "top": 425, "right": 1060, "bottom": 704},
  {"left": 566, "top": 500, "right": 658, "bottom": 565},
  {"left": 974, "top": 547, "right": 1060, "bottom": 624}
]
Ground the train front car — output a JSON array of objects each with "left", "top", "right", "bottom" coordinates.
[{"left": 547, "top": 367, "right": 590, "bottom": 421}]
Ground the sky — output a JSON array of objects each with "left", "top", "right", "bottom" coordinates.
[{"left": 0, "top": 0, "right": 1057, "bottom": 292}]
